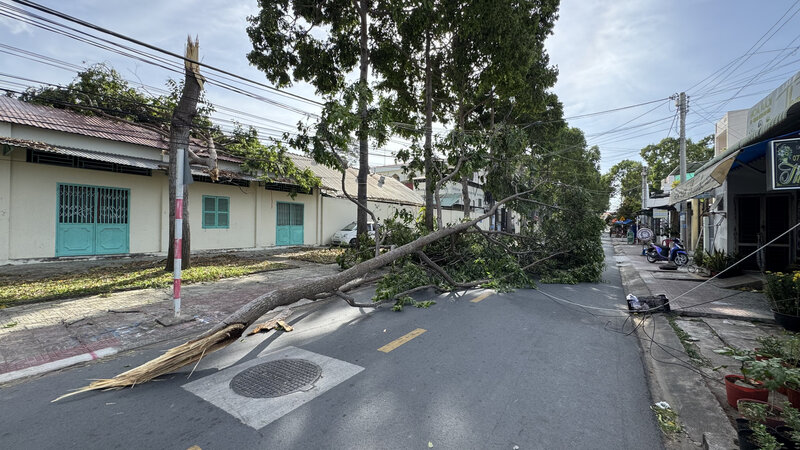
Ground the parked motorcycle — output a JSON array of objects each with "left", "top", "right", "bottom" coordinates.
[{"left": 646, "top": 238, "right": 689, "bottom": 266}]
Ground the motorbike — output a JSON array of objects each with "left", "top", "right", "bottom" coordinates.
[{"left": 646, "top": 238, "right": 689, "bottom": 266}]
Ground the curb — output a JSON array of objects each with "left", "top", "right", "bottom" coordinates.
[
  {"left": 0, "top": 347, "right": 118, "bottom": 384},
  {"left": 611, "top": 240, "right": 736, "bottom": 449}
]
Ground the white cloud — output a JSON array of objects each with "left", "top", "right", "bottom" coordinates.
[
  {"left": 0, "top": 15, "right": 32, "bottom": 35},
  {"left": 548, "top": 0, "right": 673, "bottom": 116}
]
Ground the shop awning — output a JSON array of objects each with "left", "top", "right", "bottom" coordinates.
[{"left": 669, "top": 151, "right": 739, "bottom": 204}]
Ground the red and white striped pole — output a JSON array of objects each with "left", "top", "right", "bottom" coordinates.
[{"left": 173, "top": 148, "right": 184, "bottom": 318}]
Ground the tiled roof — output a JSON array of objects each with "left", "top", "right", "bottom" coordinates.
[
  {"left": 291, "top": 154, "right": 423, "bottom": 206},
  {"left": 0, "top": 97, "right": 422, "bottom": 205},
  {"left": 0, "top": 96, "right": 241, "bottom": 163}
]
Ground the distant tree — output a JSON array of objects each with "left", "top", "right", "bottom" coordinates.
[
  {"left": 639, "top": 136, "right": 713, "bottom": 193},
  {"left": 603, "top": 159, "right": 644, "bottom": 219}
]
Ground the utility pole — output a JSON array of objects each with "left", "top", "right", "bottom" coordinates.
[
  {"left": 678, "top": 92, "right": 688, "bottom": 246},
  {"left": 641, "top": 166, "right": 649, "bottom": 227}
]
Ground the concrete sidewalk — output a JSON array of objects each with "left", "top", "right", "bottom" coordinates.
[
  {"left": 611, "top": 236, "right": 785, "bottom": 449},
  {"left": 0, "top": 258, "right": 341, "bottom": 384}
]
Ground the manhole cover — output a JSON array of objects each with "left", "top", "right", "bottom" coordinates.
[{"left": 229, "top": 359, "right": 322, "bottom": 398}]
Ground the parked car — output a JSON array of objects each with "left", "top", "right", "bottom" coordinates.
[{"left": 330, "top": 221, "right": 377, "bottom": 246}]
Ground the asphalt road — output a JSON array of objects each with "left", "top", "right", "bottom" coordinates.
[{"left": 0, "top": 240, "right": 663, "bottom": 449}]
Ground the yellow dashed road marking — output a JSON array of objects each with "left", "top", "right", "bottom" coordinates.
[
  {"left": 470, "top": 291, "right": 493, "bottom": 303},
  {"left": 378, "top": 328, "right": 427, "bottom": 353}
]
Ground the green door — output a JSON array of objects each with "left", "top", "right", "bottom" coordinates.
[
  {"left": 56, "top": 184, "right": 129, "bottom": 256},
  {"left": 276, "top": 202, "right": 303, "bottom": 246}
]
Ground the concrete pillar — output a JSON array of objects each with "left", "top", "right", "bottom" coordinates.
[
  {"left": 0, "top": 155, "right": 10, "bottom": 263},
  {"left": 255, "top": 184, "right": 265, "bottom": 248},
  {"left": 160, "top": 173, "right": 169, "bottom": 252}
]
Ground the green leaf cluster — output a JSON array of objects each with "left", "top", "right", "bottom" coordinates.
[
  {"left": 20, "top": 63, "right": 214, "bottom": 132},
  {"left": 639, "top": 136, "right": 714, "bottom": 194},
  {"left": 603, "top": 159, "right": 643, "bottom": 220}
]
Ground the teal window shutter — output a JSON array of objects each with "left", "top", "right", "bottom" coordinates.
[{"left": 202, "top": 195, "right": 230, "bottom": 229}]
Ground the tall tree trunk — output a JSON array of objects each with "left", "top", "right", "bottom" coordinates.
[
  {"left": 166, "top": 37, "right": 203, "bottom": 271},
  {"left": 462, "top": 175, "right": 471, "bottom": 218},
  {"left": 423, "top": 30, "right": 434, "bottom": 231},
  {"left": 356, "top": 0, "right": 370, "bottom": 240},
  {"left": 458, "top": 100, "right": 470, "bottom": 219}
]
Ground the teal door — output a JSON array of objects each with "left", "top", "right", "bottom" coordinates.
[
  {"left": 56, "top": 184, "right": 129, "bottom": 256},
  {"left": 276, "top": 202, "right": 304, "bottom": 246}
]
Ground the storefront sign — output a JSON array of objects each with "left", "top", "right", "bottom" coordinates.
[
  {"left": 747, "top": 71, "right": 800, "bottom": 141},
  {"left": 770, "top": 138, "right": 800, "bottom": 190},
  {"left": 653, "top": 209, "right": 669, "bottom": 220}
]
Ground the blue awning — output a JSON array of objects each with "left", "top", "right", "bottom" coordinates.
[{"left": 732, "top": 129, "right": 800, "bottom": 168}]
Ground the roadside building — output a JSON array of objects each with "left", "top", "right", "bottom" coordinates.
[
  {"left": 372, "top": 164, "right": 500, "bottom": 231},
  {"left": 0, "top": 96, "right": 422, "bottom": 263},
  {"left": 670, "top": 70, "right": 800, "bottom": 271}
]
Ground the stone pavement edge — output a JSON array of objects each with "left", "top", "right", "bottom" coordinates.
[{"left": 0, "top": 257, "right": 342, "bottom": 385}]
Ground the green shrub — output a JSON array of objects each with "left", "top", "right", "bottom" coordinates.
[{"left": 765, "top": 271, "right": 800, "bottom": 315}]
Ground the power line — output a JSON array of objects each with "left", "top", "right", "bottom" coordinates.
[
  {"left": 9, "top": 0, "right": 324, "bottom": 107},
  {"left": 687, "top": 0, "right": 800, "bottom": 96}
]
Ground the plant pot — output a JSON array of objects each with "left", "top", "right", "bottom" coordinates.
[
  {"left": 737, "top": 399, "right": 786, "bottom": 429},
  {"left": 787, "top": 387, "right": 800, "bottom": 409},
  {"left": 736, "top": 419, "right": 758, "bottom": 450},
  {"left": 773, "top": 311, "right": 800, "bottom": 332},
  {"left": 735, "top": 418, "right": 796, "bottom": 450},
  {"left": 726, "top": 375, "right": 769, "bottom": 408}
]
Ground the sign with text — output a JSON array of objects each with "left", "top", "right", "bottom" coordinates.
[
  {"left": 747, "top": 70, "right": 800, "bottom": 141},
  {"left": 770, "top": 139, "right": 800, "bottom": 190}
]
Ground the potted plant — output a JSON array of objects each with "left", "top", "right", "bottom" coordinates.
[
  {"left": 692, "top": 248, "right": 706, "bottom": 270},
  {"left": 779, "top": 400, "right": 800, "bottom": 444},
  {"left": 717, "top": 347, "right": 770, "bottom": 407},
  {"left": 766, "top": 271, "right": 800, "bottom": 332},
  {"left": 737, "top": 401, "right": 800, "bottom": 449},
  {"left": 738, "top": 399, "right": 785, "bottom": 429},
  {"left": 756, "top": 335, "right": 785, "bottom": 360},
  {"left": 702, "top": 249, "right": 741, "bottom": 278}
]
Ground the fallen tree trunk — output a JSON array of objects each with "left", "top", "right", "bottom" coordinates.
[{"left": 54, "top": 191, "right": 533, "bottom": 401}]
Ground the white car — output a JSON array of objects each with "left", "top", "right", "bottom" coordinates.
[{"left": 330, "top": 221, "right": 377, "bottom": 246}]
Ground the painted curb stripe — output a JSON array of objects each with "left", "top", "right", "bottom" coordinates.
[
  {"left": 470, "top": 292, "right": 493, "bottom": 303},
  {"left": 0, "top": 347, "right": 118, "bottom": 384},
  {"left": 378, "top": 328, "right": 426, "bottom": 353}
]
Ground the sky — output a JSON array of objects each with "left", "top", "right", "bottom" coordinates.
[{"left": 1, "top": 0, "right": 800, "bottom": 173}]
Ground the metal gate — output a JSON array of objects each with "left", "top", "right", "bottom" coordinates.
[
  {"left": 56, "top": 184, "right": 129, "bottom": 256},
  {"left": 276, "top": 202, "right": 304, "bottom": 246}
]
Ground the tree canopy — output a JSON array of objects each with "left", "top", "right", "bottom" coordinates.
[
  {"left": 639, "top": 135, "right": 713, "bottom": 193},
  {"left": 603, "top": 159, "right": 644, "bottom": 220},
  {"left": 20, "top": 64, "right": 318, "bottom": 191}
]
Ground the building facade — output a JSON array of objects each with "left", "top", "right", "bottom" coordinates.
[{"left": 0, "top": 97, "right": 423, "bottom": 264}]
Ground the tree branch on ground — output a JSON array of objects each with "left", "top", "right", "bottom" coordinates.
[{"left": 54, "top": 188, "right": 535, "bottom": 401}]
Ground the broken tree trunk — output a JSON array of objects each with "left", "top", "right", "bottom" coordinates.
[
  {"left": 54, "top": 192, "right": 531, "bottom": 401},
  {"left": 166, "top": 37, "right": 205, "bottom": 272}
]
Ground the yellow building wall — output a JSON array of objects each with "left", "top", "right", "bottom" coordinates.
[
  {"left": 690, "top": 199, "right": 701, "bottom": 251},
  {"left": 187, "top": 182, "right": 257, "bottom": 251},
  {"left": 1, "top": 151, "right": 327, "bottom": 262},
  {"left": 6, "top": 151, "right": 163, "bottom": 259}
]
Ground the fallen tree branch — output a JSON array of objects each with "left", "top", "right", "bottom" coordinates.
[
  {"left": 332, "top": 291, "right": 393, "bottom": 308},
  {"left": 519, "top": 251, "right": 570, "bottom": 271},
  {"left": 55, "top": 188, "right": 535, "bottom": 399}
]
